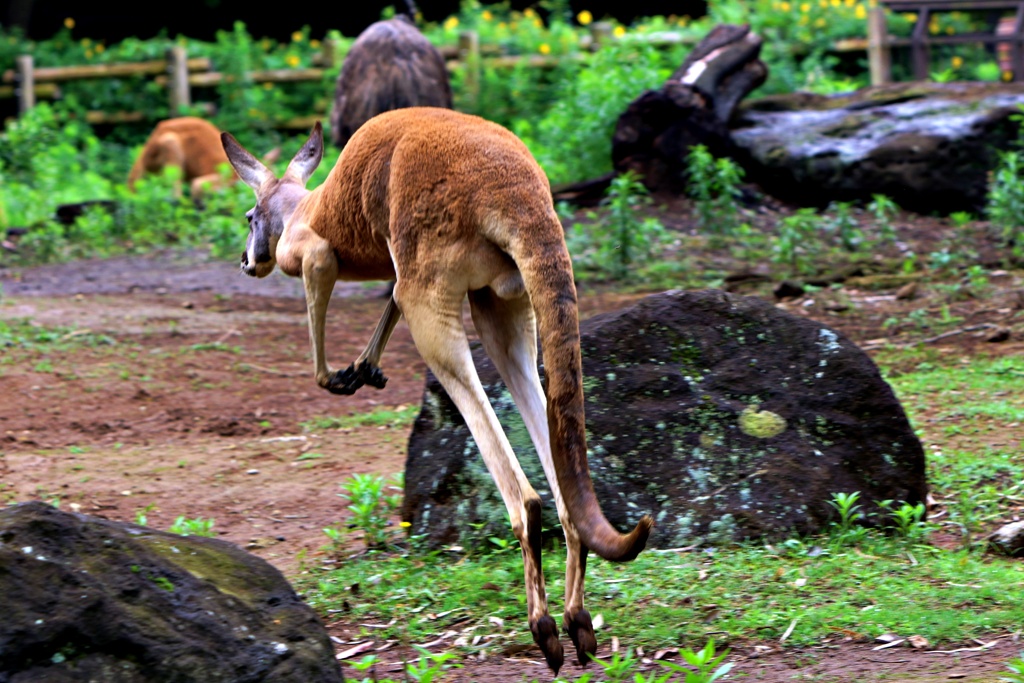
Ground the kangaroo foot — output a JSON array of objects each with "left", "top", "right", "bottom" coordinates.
[
  {"left": 325, "top": 360, "right": 388, "bottom": 395},
  {"left": 566, "top": 609, "right": 597, "bottom": 666},
  {"left": 530, "top": 615, "right": 564, "bottom": 675}
]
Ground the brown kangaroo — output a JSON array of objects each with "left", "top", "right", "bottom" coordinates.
[
  {"left": 127, "top": 116, "right": 279, "bottom": 199},
  {"left": 221, "top": 107, "right": 653, "bottom": 673}
]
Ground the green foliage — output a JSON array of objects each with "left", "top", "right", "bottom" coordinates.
[
  {"left": 986, "top": 149, "right": 1024, "bottom": 263},
  {"left": 771, "top": 207, "right": 822, "bottom": 275},
  {"left": 826, "top": 491, "right": 869, "bottom": 547},
  {"left": 1003, "top": 651, "right": 1024, "bottom": 683},
  {"left": 300, "top": 405, "right": 420, "bottom": 431},
  {"left": 685, "top": 144, "right": 745, "bottom": 237},
  {"left": 169, "top": 516, "right": 216, "bottom": 537},
  {"left": 567, "top": 170, "right": 667, "bottom": 281},
  {"left": 338, "top": 472, "right": 405, "bottom": 550}
]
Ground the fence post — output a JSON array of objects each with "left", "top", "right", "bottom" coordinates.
[
  {"left": 167, "top": 46, "right": 191, "bottom": 114},
  {"left": 458, "top": 30, "right": 480, "bottom": 111},
  {"left": 867, "top": 6, "right": 892, "bottom": 85},
  {"left": 321, "top": 38, "right": 342, "bottom": 70},
  {"left": 16, "top": 54, "right": 34, "bottom": 115},
  {"left": 589, "top": 22, "right": 613, "bottom": 51}
]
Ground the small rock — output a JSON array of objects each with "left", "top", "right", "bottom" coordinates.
[
  {"left": 909, "top": 635, "right": 929, "bottom": 648},
  {"left": 988, "top": 519, "right": 1024, "bottom": 555},
  {"left": 246, "top": 469, "right": 260, "bottom": 475},
  {"left": 773, "top": 280, "right": 805, "bottom": 300},
  {"left": 181, "top": 301, "right": 195, "bottom": 309},
  {"left": 985, "top": 327, "right": 1011, "bottom": 343}
]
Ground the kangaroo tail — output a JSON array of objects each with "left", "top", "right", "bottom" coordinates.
[{"left": 512, "top": 217, "right": 653, "bottom": 562}]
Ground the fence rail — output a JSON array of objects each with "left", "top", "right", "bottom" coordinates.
[{"left": 1, "top": 21, "right": 922, "bottom": 130}]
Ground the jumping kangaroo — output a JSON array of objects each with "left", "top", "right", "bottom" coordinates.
[{"left": 221, "top": 107, "right": 653, "bottom": 673}]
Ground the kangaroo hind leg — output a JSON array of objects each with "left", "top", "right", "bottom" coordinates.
[
  {"left": 467, "top": 286, "right": 596, "bottom": 667},
  {"left": 397, "top": 282, "right": 564, "bottom": 674}
]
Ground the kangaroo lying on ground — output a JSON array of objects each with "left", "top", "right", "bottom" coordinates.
[
  {"left": 221, "top": 108, "right": 653, "bottom": 673},
  {"left": 128, "top": 116, "right": 279, "bottom": 199}
]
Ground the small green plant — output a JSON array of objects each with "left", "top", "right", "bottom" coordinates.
[
  {"left": 338, "top": 472, "right": 404, "bottom": 549},
  {"left": 346, "top": 654, "right": 380, "bottom": 683},
  {"left": 135, "top": 503, "right": 157, "bottom": 526},
  {"left": 824, "top": 201, "right": 864, "bottom": 252},
  {"left": 404, "top": 647, "right": 460, "bottom": 683},
  {"left": 772, "top": 208, "right": 822, "bottom": 275},
  {"left": 867, "top": 193, "right": 899, "bottom": 242},
  {"left": 568, "top": 170, "right": 667, "bottom": 282},
  {"left": 658, "top": 639, "right": 734, "bottom": 683},
  {"left": 879, "top": 499, "right": 929, "bottom": 541},
  {"left": 322, "top": 525, "right": 346, "bottom": 555},
  {"left": 168, "top": 516, "right": 216, "bottom": 537},
  {"left": 826, "top": 491, "right": 868, "bottom": 546},
  {"left": 986, "top": 149, "right": 1024, "bottom": 263},
  {"left": 1002, "top": 651, "right": 1024, "bottom": 683},
  {"left": 593, "top": 647, "right": 639, "bottom": 681},
  {"left": 949, "top": 210, "right": 974, "bottom": 228},
  {"left": 686, "top": 144, "right": 745, "bottom": 238}
]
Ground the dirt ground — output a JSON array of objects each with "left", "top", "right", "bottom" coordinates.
[{"left": 2, "top": 201, "right": 1023, "bottom": 681}]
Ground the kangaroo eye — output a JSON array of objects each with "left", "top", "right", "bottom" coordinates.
[{"left": 245, "top": 209, "right": 254, "bottom": 223}]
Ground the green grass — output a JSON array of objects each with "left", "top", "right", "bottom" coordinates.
[
  {"left": 298, "top": 346, "right": 1024, "bottom": 678},
  {"left": 0, "top": 318, "right": 117, "bottom": 355},
  {"left": 300, "top": 404, "right": 420, "bottom": 432}
]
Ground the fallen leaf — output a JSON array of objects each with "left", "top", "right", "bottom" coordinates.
[
  {"left": 488, "top": 616, "right": 504, "bottom": 628},
  {"left": 909, "top": 635, "right": 929, "bottom": 649},
  {"left": 335, "top": 641, "right": 375, "bottom": 660},
  {"left": 654, "top": 647, "right": 679, "bottom": 660},
  {"left": 875, "top": 633, "right": 901, "bottom": 644},
  {"left": 611, "top": 636, "right": 620, "bottom": 653},
  {"left": 592, "top": 613, "right": 604, "bottom": 630}
]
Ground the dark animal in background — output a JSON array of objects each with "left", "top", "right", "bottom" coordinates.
[{"left": 329, "top": 0, "right": 453, "bottom": 149}]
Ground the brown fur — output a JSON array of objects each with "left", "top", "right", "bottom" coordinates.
[
  {"left": 329, "top": 15, "right": 452, "bottom": 149},
  {"left": 127, "top": 117, "right": 279, "bottom": 199},
  {"left": 221, "top": 108, "right": 652, "bottom": 673}
]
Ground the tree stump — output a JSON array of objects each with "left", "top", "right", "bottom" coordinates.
[{"left": 611, "top": 24, "right": 767, "bottom": 194}]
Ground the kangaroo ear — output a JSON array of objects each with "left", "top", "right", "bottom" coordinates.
[
  {"left": 222, "top": 132, "right": 272, "bottom": 190},
  {"left": 285, "top": 121, "right": 324, "bottom": 185}
]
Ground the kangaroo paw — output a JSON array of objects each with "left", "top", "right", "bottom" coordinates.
[
  {"left": 566, "top": 609, "right": 597, "bottom": 666},
  {"left": 325, "top": 363, "right": 365, "bottom": 395},
  {"left": 531, "top": 615, "right": 564, "bottom": 674},
  {"left": 357, "top": 359, "right": 388, "bottom": 390}
]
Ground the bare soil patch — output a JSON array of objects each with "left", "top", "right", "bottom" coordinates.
[{"left": 2, "top": 202, "right": 1023, "bottom": 681}]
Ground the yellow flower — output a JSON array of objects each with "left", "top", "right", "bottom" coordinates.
[
  {"left": 444, "top": 16, "right": 459, "bottom": 30},
  {"left": 577, "top": 9, "right": 593, "bottom": 25},
  {"left": 800, "top": 2, "right": 810, "bottom": 11},
  {"left": 80, "top": 38, "right": 90, "bottom": 47},
  {"left": 855, "top": 4, "right": 866, "bottom": 19},
  {"left": 533, "top": 18, "right": 542, "bottom": 27},
  {"left": 929, "top": 19, "right": 939, "bottom": 34},
  {"left": 539, "top": 43, "right": 551, "bottom": 54},
  {"left": 292, "top": 31, "right": 303, "bottom": 42},
  {"left": 64, "top": 17, "right": 75, "bottom": 29},
  {"left": 678, "top": 15, "right": 689, "bottom": 26},
  {"left": 524, "top": 8, "right": 535, "bottom": 17},
  {"left": 903, "top": 12, "right": 917, "bottom": 22},
  {"left": 799, "top": 15, "right": 809, "bottom": 25},
  {"left": 84, "top": 49, "right": 93, "bottom": 58},
  {"left": 845, "top": 0, "right": 854, "bottom": 6},
  {"left": 261, "top": 39, "right": 272, "bottom": 49},
  {"left": 310, "top": 39, "right": 320, "bottom": 48},
  {"left": 819, "top": 0, "right": 828, "bottom": 7},
  {"left": 780, "top": 1, "right": 791, "bottom": 11},
  {"left": 285, "top": 54, "right": 300, "bottom": 67},
  {"left": 1004, "top": 69, "right": 1014, "bottom": 81},
  {"left": 951, "top": 55, "right": 963, "bottom": 69},
  {"left": 830, "top": 0, "right": 840, "bottom": 7},
  {"left": 95, "top": 43, "right": 104, "bottom": 53},
  {"left": 498, "top": 21, "right": 507, "bottom": 29},
  {"left": 946, "top": 26, "right": 954, "bottom": 34},
  {"left": 613, "top": 25, "right": 626, "bottom": 37},
  {"left": 400, "top": 521, "right": 412, "bottom": 528},
  {"left": 482, "top": 10, "right": 493, "bottom": 20},
  {"left": 815, "top": 17, "right": 827, "bottom": 27}
]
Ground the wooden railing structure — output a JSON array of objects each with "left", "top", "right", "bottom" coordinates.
[
  {"left": 0, "top": 24, "right": 634, "bottom": 130},
  {"left": 6, "top": 8, "right": 1018, "bottom": 128}
]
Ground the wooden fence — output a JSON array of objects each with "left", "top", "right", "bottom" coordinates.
[
  {"left": 0, "top": 24, "right": 639, "bottom": 130},
  {"left": 8, "top": 12, "right": 988, "bottom": 130}
]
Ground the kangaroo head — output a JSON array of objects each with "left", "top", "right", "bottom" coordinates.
[{"left": 221, "top": 122, "right": 324, "bottom": 278}]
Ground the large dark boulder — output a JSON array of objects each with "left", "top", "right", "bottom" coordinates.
[
  {"left": 402, "top": 290, "right": 926, "bottom": 550},
  {"left": 0, "top": 501, "right": 343, "bottom": 683},
  {"left": 731, "top": 81, "right": 1024, "bottom": 213}
]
